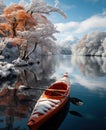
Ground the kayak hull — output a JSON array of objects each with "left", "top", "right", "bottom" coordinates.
[{"left": 27, "top": 73, "right": 70, "bottom": 130}]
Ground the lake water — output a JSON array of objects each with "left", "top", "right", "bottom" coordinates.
[{"left": 0, "top": 55, "right": 106, "bottom": 130}]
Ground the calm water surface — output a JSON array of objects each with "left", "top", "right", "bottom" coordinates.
[{"left": 0, "top": 55, "right": 106, "bottom": 130}]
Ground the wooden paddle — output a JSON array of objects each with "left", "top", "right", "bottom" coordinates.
[
  {"left": 19, "top": 86, "right": 84, "bottom": 106},
  {"left": 69, "top": 97, "right": 83, "bottom": 106}
]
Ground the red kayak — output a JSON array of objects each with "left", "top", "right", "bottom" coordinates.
[{"left": 27, "top": 72, "right": 70, "bottom": 130}]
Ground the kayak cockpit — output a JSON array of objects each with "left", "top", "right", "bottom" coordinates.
[{"left": 45, "top": 82, "right": 68, "bottom": 97}]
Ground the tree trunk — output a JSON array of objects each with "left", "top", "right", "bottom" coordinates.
[
  {"left": 10, "top": 17, "right": 18, "bottom": 37},
  {"left": 25, "top": 42, "right": 38, "bottom": 59}
]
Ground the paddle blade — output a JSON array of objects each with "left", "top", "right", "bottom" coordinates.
[
  {"left": 70, "top": 97, "right": 84, "bottom": 106},
  {"left": 69, "top": 110, "right": 83, "bottom": 118}
]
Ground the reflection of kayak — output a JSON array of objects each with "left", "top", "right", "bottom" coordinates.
[{"left": 27, "top": 73, "right": 70, "bottom": 130}]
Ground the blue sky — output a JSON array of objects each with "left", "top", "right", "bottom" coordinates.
[
  {"left": 46, "top": 0, "right": 106, "bottom": 22},
  {"left": 4, "top": 0, "right": 106, "bottom": 42},
  {"left": 46, "top": 0, "right": 106, "bottom": 43}
]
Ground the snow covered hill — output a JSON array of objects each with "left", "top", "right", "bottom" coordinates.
[{"left": 72, "top": 31, "right": 106, "bottom": 57}]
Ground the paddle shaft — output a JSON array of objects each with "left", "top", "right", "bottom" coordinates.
[
  {"left": 22, "top": 87, "right": 83, "bottom": 106},
  {"left": 30, "top": 87, "right": 69, "bottom": 97}
]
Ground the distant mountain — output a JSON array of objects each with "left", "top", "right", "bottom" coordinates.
[
  {"left": 63, "top": 37, "right": 79, "bottom": 46},
  {"left": 58, "top": 36, "right": 79, "bottom": 55}
]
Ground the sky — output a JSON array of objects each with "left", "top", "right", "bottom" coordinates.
[
  {"left": 4, "top": 0, "right": 106, "bottom": 43},
  {"left": 46, "top": 0, "right": 106, "bottom": 43}
]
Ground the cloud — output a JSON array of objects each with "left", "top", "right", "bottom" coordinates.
[
  {"left": 70, "top": 56, "right": 106, "bottom": 92},
  {"left": 71, "top": 56, "right": 106, "bottom": 77},
  {"left": 54, "top": 31, "right": 77, "bottom": 45},
  {"left": 62, "top": 35, "right": 75, "bottom": 42},
  {"left": 75, "top": 13, "right": 106, "bottom": 33},
  {"left": 54, "top": 11, "right": 106, "bottom": 43},
  {"left": 55, "top": 21, "right": 79, "bottom": 43},
  {"left": 55, "top": 21, "right": 79, "bottom": 32},
  {"left": 73, "top": 74, "right": 106, "bottom": 91},
  {"left": 55, "top": 11, "right": 106, "bottom": 34}
]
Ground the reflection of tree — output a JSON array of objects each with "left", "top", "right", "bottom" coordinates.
[
  {"left": 71, "top": 56, "right": 106, "bottom": 77},
  {"left": 0, "top": 55, "right": 58, "bottom": 129},
  {"left": 0, "top": 86, "right": 34, "bottom": 130},
  {"left": 15, "top": 55, "right": 56, "bottom": 88}
]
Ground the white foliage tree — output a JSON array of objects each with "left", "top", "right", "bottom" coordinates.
[
  {"left": 72, "top": 31, "right": 106, "bottom": 57},
  {"left": 17, "top": 0, "right": 66, "bottom": 62},
  {"left": 0, "top": 0, "right": 66, "bottom": 66},
  {"left": 25, "top": 0, "right": 66, "bottom": 18}
]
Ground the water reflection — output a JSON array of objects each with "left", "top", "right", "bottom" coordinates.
[
  {"left": 0, "top": 86, "right": 33, "bottom": 130},
  {"left": 71, "top": 56, "right": 106, "bottom": 91},
  {"left": 0, "top": 55, "right": 106, "bottom": 130},
  {"left": 0, "top": 56, "right": 57, "bottom": 130},
  {"left": 71, "top": 56, "right": 106, "bottom": 77}
]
